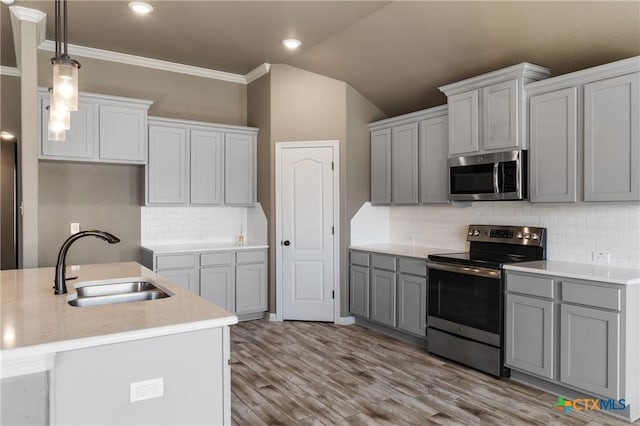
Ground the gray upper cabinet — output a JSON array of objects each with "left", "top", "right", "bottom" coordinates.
[
  {"left": 439, "top": 63, "right": 550, "bottom": 155},
  {"left": 191, "top": 130, "right": 224, "bottom": 205},
  {"left": 38, "top": 88, "right": 152, "bottom": 164},
  {"left": 40, "top": 97, "right": 97, "bottom": 160},
  {"left": 370, "top": 128, "right": 392, "bottom": 204},
  {"left": 419, "top": 113, "right": 449, "bottom": 203},
  {"left": 369, "top": 105, "right": 449, "bottom": 206},
  {"left": 147, "top": 125, "right": 188, "bottom": 204},
  {"left": 146, "top": 116, "right": 258, "bottom": 206},
  {"left": 98, "top": 104, "right": 147, "bottom": 163},
  {"left": 584, "top": 73, "right": 639, "bottom": 201},
  {"left": 526, "top": 56, "right": 640, "bottom": 203},
  {"left": 224, "top": 132, "right": 257, "bottom": 206},
  {"left": 391, "top": 123, "right": 419, "bottom": 205},
  {"left": 528, "top": 87, "right": 578, "bottom": 202}
]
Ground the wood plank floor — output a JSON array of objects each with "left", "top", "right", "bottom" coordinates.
[{"left": 230, "top": 320, "right": 636, "bottom": 425}]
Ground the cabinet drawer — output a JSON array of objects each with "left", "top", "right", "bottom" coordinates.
[
  {"left": 562, "top": 281, "right": 621, "bottom": 311},
  {"left": 350, "top": 251, "right": 370, "bottom": 267},
  {"left": 236, "top": 250, "right": 266, "bottom": 264},
  {"left": 372, "top": 254, "right": 396, "bottom": 271},
  {"left": 200, "top": 251, "right": 235, "bottom": 267},
  {"left": 156, "top": 254, "right": 194, "bottom": 270},
  {"left": 398, "top": 258, "right": 426, "bottom": 276},
  {"left": 507, "top": 274, "right": 554, "bottom": 299}
]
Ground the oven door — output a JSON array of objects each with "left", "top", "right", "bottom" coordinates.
[{"left": 427, "top": 262, "right": 503, "bottom": 346}]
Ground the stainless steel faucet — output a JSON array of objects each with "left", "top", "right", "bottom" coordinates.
[{"left": 54, "top": 230, "right": 120, "bottom": 294}]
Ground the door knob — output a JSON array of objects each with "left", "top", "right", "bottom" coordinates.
[{"left": 283, "top": 240, "right": 291, "bottom": 246}]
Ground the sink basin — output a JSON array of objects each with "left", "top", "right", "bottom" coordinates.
[{"left": 68, "top": 277, "right": 172, "bottom": 308}]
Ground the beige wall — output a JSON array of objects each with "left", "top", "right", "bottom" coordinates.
[
  {"left": 1, "top": 75, "right": 21, "bottom": 138},
  {"left": 249, "top": 64, "right": 381, "bottom": 316},
  {"left": 38, "top": 162, "right": 143, "bottom": 267},
  {"left": 35, "top": 53, "right": 247, "bottom": 267},
  {"left": 343, "top": 85, "right": 385, "bottom": 312}
]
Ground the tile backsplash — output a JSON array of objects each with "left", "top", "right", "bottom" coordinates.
[
  {"left": 141, "top": 206, "right": 247, "bottom": 245},
  {"left": 354, "top": 201, "right": 640, "bottom": 269}
]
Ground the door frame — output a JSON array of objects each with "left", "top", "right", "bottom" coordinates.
[{"left": 275, "top": 140, "right": 340, "bottom": 323}]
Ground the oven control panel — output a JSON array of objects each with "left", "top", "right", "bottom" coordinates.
[{"left": 467, "top": 225, "right": 545, "bottom": 246}]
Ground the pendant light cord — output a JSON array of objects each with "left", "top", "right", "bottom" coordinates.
[{"left": 63, "top": 0, "right": 68, "bottom": 57}]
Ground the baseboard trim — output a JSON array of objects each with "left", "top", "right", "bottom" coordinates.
[{"left": 266, "top": 312, "right": 279, "bottom": 322}]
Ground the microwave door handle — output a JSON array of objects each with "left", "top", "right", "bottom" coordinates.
[{"left": 493, "top": 162, "right": 500, "bottom": 193}]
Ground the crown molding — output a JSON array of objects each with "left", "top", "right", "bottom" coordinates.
[
  {"left": 9, "top": 6, "right": 47, "bottom": 69},
  {"left": 39, "top": 40, "right": 270, "bottom": 85},
  {"left": 246, "top": 63, "right": 271, "bottom": 84},
  {"left": 369, "top": 104, "right": 447, "bottom": 130},
  {"left": 0, "top": 66, "right": 21, "bottom": 77}
]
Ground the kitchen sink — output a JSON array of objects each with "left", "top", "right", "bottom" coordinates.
[{"left": 68, "top": 278, "right": 172, "bottom": 307}]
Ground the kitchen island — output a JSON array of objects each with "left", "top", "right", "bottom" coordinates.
[{"left": 1, "top": 262, "right": 237, "bottom": 425}]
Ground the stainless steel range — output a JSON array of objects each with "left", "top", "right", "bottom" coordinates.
[{"left": 426, "top": 224, "right": 546, "bottom": 377}]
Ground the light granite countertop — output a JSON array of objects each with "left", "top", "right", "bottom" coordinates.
[
  {"left": 1, "top": 262, "right": 237, "bottom": 378},
  {"left": 504, "top": 260, "right": 640, "bottom": 285},
  {"left": 349, "top": 243, "right": 457, "bottom": 260},
  {"left": 141, "top": 241, "right": 268, "bottom": 254}
]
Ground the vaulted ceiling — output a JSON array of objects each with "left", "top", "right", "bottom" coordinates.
[{"left": 2, "top": 1, "right": 639, "bottom": 116}]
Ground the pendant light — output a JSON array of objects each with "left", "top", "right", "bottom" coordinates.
[{"left": 49, "top": 0, "right": 80, "bottom": 140}]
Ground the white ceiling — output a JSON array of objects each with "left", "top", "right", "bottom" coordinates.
[{"left": 2, "top": 1, "right": 639, "bottom": 116}]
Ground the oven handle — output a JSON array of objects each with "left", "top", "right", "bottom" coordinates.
[{"left": 427, "top": 261, "right": 502, "bottom": 279}]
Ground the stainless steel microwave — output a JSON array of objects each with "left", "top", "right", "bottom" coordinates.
[{"left": 448, "top": 150, "right": 527, "bottom": 201}]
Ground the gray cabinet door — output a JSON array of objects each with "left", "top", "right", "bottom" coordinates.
[
  {"left": 482, "top": 79, "right": 519, "bottom": 151},
  {"left": 190, "top": 129, "right": 224, "bottom": 205},
  {"left": 224, "top": 133, "right": 256, "bottom": 205},
  {"left": 160, "top": 268, "right": 197, "bottom": 294},
  {"left": 529, "top": 87, "right": 578, "bottom": 202},
  {"left": 505, "top": 294, "right": 554, "bottom": 379},
  {"left": 98, "top": 104, "right": 146, "bottom": 163},
  {"left": 560, "top": 303, "right": 620, "bottom": 399},
  {"left": 584, "top": 73, "right": 640, "bottom": 201},
  {"left": 370, "top": 128, "right": 392, "bottom": 204},
  {"left": 371, "top": 269, "right": 396, "bottom": 327},
  {"left": 419, "top": 115, "right": 449, "bottom": 203},
  {"left": 391, "top": 123, "right": 419, "bottom": 205},
  {"left": 349, "top": 265, "right": 370, "bottom": 318},
  {"left": 40, "top": 97, "right": 97, "bottom": 159},
  {"left": 147, "top": 125, "right": 188, "bottom": 204},
  {"left": 200, "top": 266, "right": 235, "bottom": 312},
  {"left": 397, "top": 273, "right": 426, "bottom": 336},
  {"left": 236, "top": 263, "right": 267, "bottom": 313},
  {"left": 448, "top": 89, "right": 479, "bottom": 155}
]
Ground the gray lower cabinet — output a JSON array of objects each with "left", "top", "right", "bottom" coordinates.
[
  {"left": 560, "top": 303, "right": 620, "bottom": 399},
  {"left": 397, "top": 272, "right": 427, "bottom": 336},
  {"left": 349, "top": 250, "right": 428, "bottom": 337},
  {"left": 200, "top": 266, "right": 235, "bottom": 312},
  {"left": 349, "top": 265, "right": 370, "bottom": 318},
  {"left": 506, "top": 270, "right": 631, "bottom": 409},
  {"left": 505, "top": 293, "right": 554, "bottom": 379},
  {"left": 371, "top": 268, "right": 397, "bottom": 327},
  {"left": 143, "top": 247, "right": 268, "bottom": 318},
  {"left": 146, "top": 116, "right": 257, "bottom": 206},
  {"left": 369, "top": 106, "right": 449, "bottom": 206}
]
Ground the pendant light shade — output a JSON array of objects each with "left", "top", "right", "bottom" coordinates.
[
  {"left": 52, "top": 59, "right": 79, "bottom": 112},
  {"left": 49, "top": 0, "right": 80, "bottom": 141}
]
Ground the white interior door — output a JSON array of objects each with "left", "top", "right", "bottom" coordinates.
[{"left": 280, "top": 145, "right": 335, "bottom": 321}]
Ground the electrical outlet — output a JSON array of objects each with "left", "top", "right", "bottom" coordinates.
[
  {"left": 592, "top": 251, "right": 610, "bottom": 264},
  {"left": 70, "top": 223, "right": 80, "bottom": 235}
]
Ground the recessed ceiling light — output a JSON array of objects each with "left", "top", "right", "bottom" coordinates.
[
  {"left": 129, "top": 2, "right": 153, "bottom": 14},
  {"left": 1, "top": 0, "right": 16, "bottom": 5},
  {"left": 1, "top": 131, "right": 16, "bottom": 141},
  {"left": 282, "top": 39, "right": 302, "bottom": 49}
]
